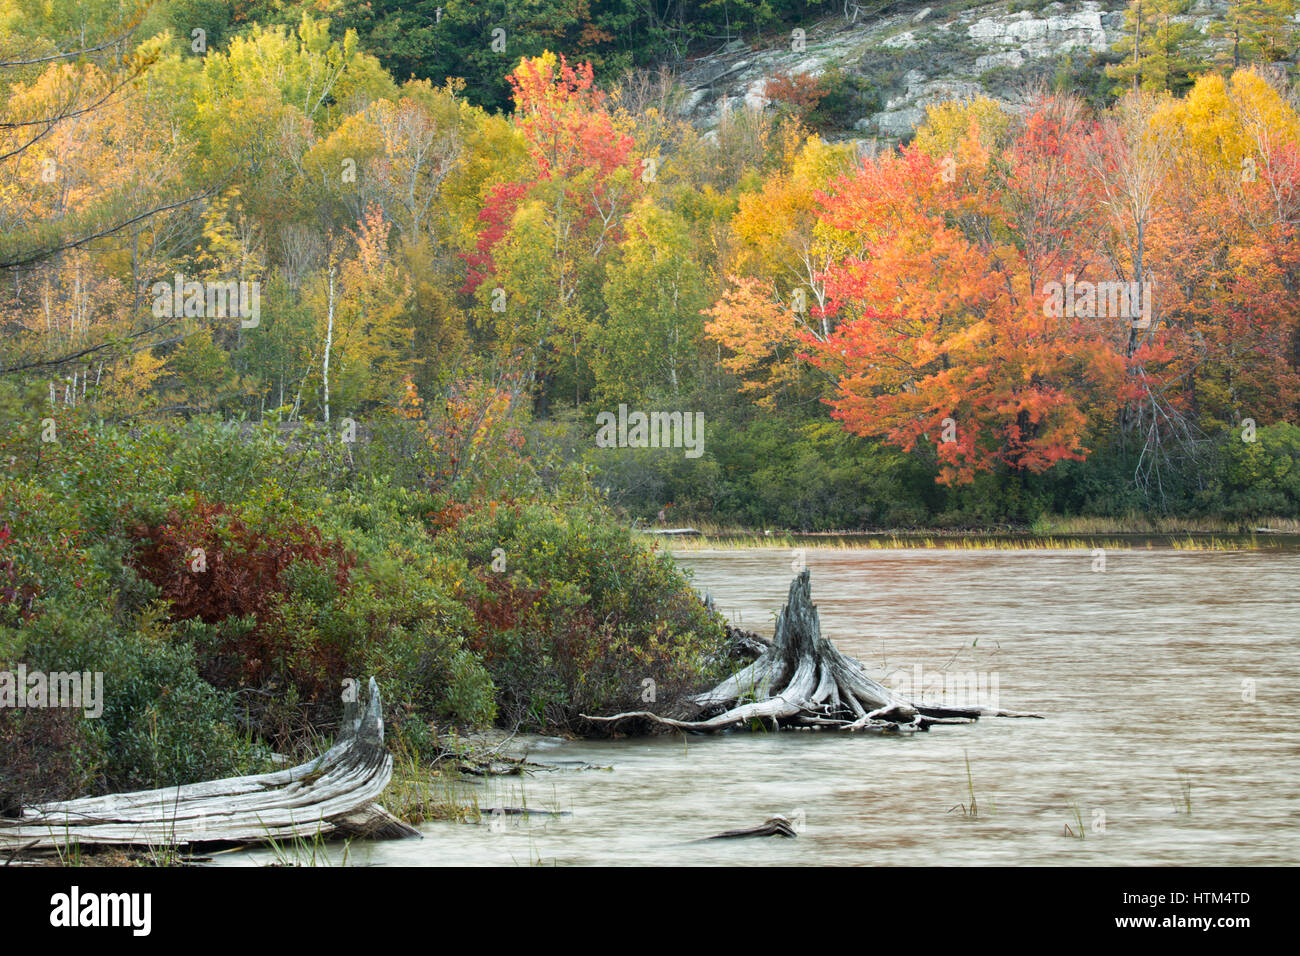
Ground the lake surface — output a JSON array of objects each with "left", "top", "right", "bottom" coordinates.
[{"left": 231, "top": 547, "right": 1300, "bottom": 866}]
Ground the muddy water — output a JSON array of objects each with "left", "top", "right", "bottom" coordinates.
[{"left": 232, "top": 547, "right": 1300, "bottom": 866}]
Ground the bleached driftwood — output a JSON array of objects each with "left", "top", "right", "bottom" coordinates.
[
  {"left": 0, "top": 677, "right": 418, "bottom": 852},
  {"left": 584, "top": 570, "right": 1041, "bottom": 734}
]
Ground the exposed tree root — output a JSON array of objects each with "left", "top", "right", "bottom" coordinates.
[{"left": 584, "top": 570, "right": 1041, "bottom": 734}]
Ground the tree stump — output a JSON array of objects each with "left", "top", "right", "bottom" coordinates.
[{"left": 584, "top": 570, "right": 1040, "bottom": 733}]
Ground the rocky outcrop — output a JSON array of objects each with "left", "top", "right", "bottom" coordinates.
[
  {"left": 967, "top": 7, "right": 1116, "bottom": 53},
  {"left": 671, "top": 1, "right": 1227, "bottom": 143}
]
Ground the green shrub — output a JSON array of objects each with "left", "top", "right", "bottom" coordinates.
[
  {"left": 443, "top": 500, "right": 728, "bottom": 730},
  {"left": 805, "top": 68, "right": 876, "bottom": 132},
  {"left": 1220, "top": 423, "right": 1300, "bottom": 519},
  {"left": 3, "top": 603, "right": 270, "bottom": 795}
]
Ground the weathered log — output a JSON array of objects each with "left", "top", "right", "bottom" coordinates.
[
  {"left": 0, "top": 678, "right": 419, "bottom": 852},
  {"left": 584, "top": 570, "right": 1041, "bottom": 734}
]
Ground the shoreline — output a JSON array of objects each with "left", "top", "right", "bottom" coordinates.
[{"left": 653, "top": 527, "right": 1300, "bottom": 552}]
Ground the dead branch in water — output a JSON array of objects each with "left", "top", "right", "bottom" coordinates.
[{"left": 705, "top": 816, "right": 798, "bottom": 839}]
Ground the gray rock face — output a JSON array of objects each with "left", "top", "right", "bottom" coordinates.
[
  {"left": 868, "top": 107, "right": 927, "bottom": 137},
  {"left": 884, "top": 71, "right": 983, "bottom": 114},
  {"left": 883, "top": 30, "right": 923, "bottom": 49},
  {"left": 671, "top": 2, "right": 1221, "bottom": 141},
  {"left": 975, "top": 50, "right": 1026, "bottom": 71},
  {"left": 966, "top": 5, "right": 1113, "bottom": 56}
]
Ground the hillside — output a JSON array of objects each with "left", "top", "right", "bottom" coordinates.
[{"left": 672, "top": 1, "right": 1241, "bottom": 141}]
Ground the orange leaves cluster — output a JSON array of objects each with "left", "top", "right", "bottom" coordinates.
[
  {"left": 763, "top": 71, "right": 827, "bottom": 120},
  {"left": 399, "top": 372, "right": 527, "bottom": 496},
  {"left": 508, "top": 54, "right": 632, "bottom": 183},
  {"left": 774, "top": 79, "right": 1300, "bottom": 484},
  {"left": 799, "top": 104, "right": 1129, "bottom": 484},
  {"left": 465, "top": 53, "right": 639, "bottom": 297},
  {"left": 702, "top": 277, "right": 797, "bottom": 403}
]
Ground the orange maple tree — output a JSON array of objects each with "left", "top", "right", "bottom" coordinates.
[{"left": 801, "top": 107, "right": 1128, "bottom": 485}]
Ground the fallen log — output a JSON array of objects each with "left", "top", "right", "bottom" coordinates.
[
  {"left": 0, "top": 677, "right": 419, "bottom": 853},
  {"left": 584, "top": 570, "right": 1041, "bottom": 734}
]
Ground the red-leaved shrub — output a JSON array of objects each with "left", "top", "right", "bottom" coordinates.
[{"left": 130, "top": 498, "right": 355, "bottom": 696}]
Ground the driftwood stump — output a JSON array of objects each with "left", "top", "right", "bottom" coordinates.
[
  {"left": 0, "top": 677, "right": 418, "bottom": 853},
  {"left": 584, "top": 570, "right": 1040, "bottom": 734}
]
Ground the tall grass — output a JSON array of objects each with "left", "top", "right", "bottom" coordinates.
[
  {"left": 949, "top": 752, "right": 994, "bottom": 817},
  {"left": 665, "top": 530, "right": 1288, "bottom": 552},
  {"left": 262, "top": 827, "right": 350, "bottom": 867},
  {"left": 1063, "top": 803, "right": 1086, "bottom": 839},
  {"left": 382, "top": 737, "right": 482, "bottom": 825},
  {"left": 672, "top": 515, "right": 1300, "bottom": 537}
]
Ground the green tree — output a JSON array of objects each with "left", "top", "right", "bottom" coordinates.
[
  {"left": 1108, "top": 0, "right": 1206, "bottom": 94},
  {"left": 591, "top": 200, "right": 705, "bottom": 405},
  {"left": 1210, "top": 0, "right": 1299, "bottom": 68},
  {"left": 163, "top": 327, "right": 241, "bottom": 411}
]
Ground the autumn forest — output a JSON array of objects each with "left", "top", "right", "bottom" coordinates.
[
  {"left": 3, "top": 0, "right": 1299, "bottom": 878},
  {"left": 4, "top": 4, "right": 1299, "bottom": 534}
]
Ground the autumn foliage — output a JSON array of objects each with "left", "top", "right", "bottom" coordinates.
[
  {"left": 4, "top": 14, "right": 1300, "bottom": 519},
  {"left": 710, "top": 83, "right": 1300, "bottom": 486},
  {"left": 800, "top": 107, "right": 1124, "bottom": 483},
  {"left": 0, "top": 524, "right": 39, "bottom": 622},
  {"left": 764, "top": 70, "right": 828, "bottom": 120},
  {"left": 462, "top": 52, "right": 639, "bottom": 295},
  {"left": 130, "top": 497, "right": 355, "bottom": 695}
]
